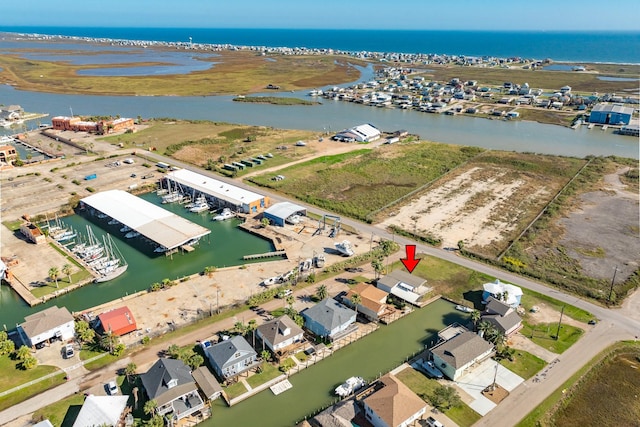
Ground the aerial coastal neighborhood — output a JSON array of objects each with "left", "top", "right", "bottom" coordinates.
[{"left": 0, "top": 22, "right": 639, "bottom": 427}]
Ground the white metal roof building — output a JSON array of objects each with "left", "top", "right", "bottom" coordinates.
[
  {"left": 81, "top": 190, "right": 210, "bottom": 250},
  {"left": 334, "top": 123, "right": 381, "bottom": 142},
  {"left": 263, "top": 202, "right": 307, "bottom": 226},
  {"left": 165, "top": 168, "right": 269, "bottom": 213}
]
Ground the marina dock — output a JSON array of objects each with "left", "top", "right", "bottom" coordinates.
[{"left": 243, "top": 250, "right": 287, "bottom": 260}]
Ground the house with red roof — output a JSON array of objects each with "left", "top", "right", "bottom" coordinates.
[{"left": 96, "top": 306, "right": 137, "bottom": 336}]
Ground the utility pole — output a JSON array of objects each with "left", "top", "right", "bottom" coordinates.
[
  {"left": 555, "top": 305, "right": 565, "bottom": 340},
  {"left": 608, "top": 265, "right": 618, "bottom": 304}
]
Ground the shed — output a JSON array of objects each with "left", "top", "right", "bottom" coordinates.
[
  {"left": 263, "top": 202, "right": 307, "bottom": 227},
  {"left": 96, "top": 306, "right": 137, "bottom": 336}
]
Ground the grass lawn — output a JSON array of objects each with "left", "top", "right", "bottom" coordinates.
[
  {"left": 395, "top": 368, "right": 480, "bottom": 427},
  {"left": 0, "top": 355, "right": 61, "bottom": 393},
  {"left": 499, "top": 349, "right": 547, "bottom": 379},
  {"left": 0, "top": 370, "right": 66, "bottom": 412},
  {"left": 246, "top": 363, "right": 281, "bottom": 388},
  {"left": 79, "top": 345, "right": 118, "bottom": 370},
  {"left": 31, "top": 393, "right": 85, "bottom": 427},
  {"left": 520, "top": 290, "right": 594, "bottom": 323},
  {"left": 224, "top": 381, "right": 248, "bottom": 400},
  {"left": 295, "top": 351, "right": 308, "bottom": 363},
  {"left": 520, "top": 322, "right": 583, "bottom": 354}
]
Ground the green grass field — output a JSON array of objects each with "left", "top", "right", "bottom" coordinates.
[
  {"left": 246, "top": 362, "right": 281, "bottom": 388},
  {"left": 499, "top": 349, "right": 547, "bottom": 379},
  {"left": 249, "top": 142, "right": 484, "bottom": 221},
  {"left": 0, "top": 354, "right": 65, "bottom": 412},
  {"left": 31, "top": 393, "right": 85, "bottom": 427},
  {"left": 520, "top": 322, "right": 584, "bottom": 354},
  {"left": 224, "top": 381, "right": 248, "bottom": 400}
]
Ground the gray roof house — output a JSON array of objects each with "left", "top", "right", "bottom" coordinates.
[
  {"left": 431, "top": 331, "right": 494, "bottom": 381},
  {"left": 191, "top": 366, "right": 223, "bottom": 401},
  {"left": 256, "top": 315, "right": 304, "bottom": 353},
  {"left": 482, "top": 297, "right": 523, "bottom": 336},
  {"left": 301, "top": 298, "right": 356, "bottom": 341},
  {"left": 140, "top": 358, "right": 204, "bottom": 421},
  {"left": 205, "top": 335, "right": 259, "bottom": 380},
  {"left": 17, "top": 306, "right": 75, "bottom": 347},
  {"left": 376, "top": 270, "right": 431, "bottom": 305}
]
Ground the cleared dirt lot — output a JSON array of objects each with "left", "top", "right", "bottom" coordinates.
[
  {"left": 380, "top": 163, "right": 562, "bottom": 252},
  {"left": 558, "top": 168, "right": 639, "bottom": 284}
]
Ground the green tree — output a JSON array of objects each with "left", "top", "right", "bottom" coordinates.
[
  {"left": 150, "top": 282, "right": 162, "bottom": 292},
  {"left": 306, "top": 272, "right": 316, "bottom": 284},
  {"left": 16, "top": 345, "right": 31, "bottom": 361},
  {"left": 20, "top": 354, "right": 38, "bottom": 370},
  {"left": 125, "top": 362, "right": 137, "bottom": 384},
  {"left": 371, "top": 258, "right": 384, "bottom": 279},
  {"left": 112, "top": 343, "right": 126, "bottom": 357},
  {"left": 234, "top": 321, "right": 246, "bottom": 336},
  {"left": 285, "top": 295, "right": 295, "bottom": 310},
  {"left": 186, "top": 353, "right": 204, "bottom": 370},
  {"left": 315, "top": 284, "right": 328, "bottom": 301},
  {"left": 203, "top": 266, "right": 217, "bottom": 278},
  {"left": 100, "top": 331, "right": 119, "bottom": 354},
  {"left": 261, "top": 349, "right": 271, "bottom": 362},
  {"left": 143, "top": 399, "right": 157, "bottom": 416},
  {"left": 471, "top": 310, "right": 481, "bottom": 329},
  {"left": 378, "top": 239, "right": 396, "bottom": 257},
  {"left": 457, "top": 240, "right": 465, "bottom": 250},
  {"left": 48, "top": 266, "right": 60, "bottom": 288},
  {"left": 430, "top": 384, "right": 462, "bottom": 410},
  {"left": 145, "top": 415, "right": 164, "bottom": 427},
  {"left": 167, "top": 344, "right": 181, "bottom": 359},
  {"left": 76, "top": 320, "right": 96, "bottom": 344},
  {"left": 350, "top": 293, "right": 362, "bottom": 318},
  {"left": 0, "top": 337, "right": 15, "bottom": 356},
  {"left": 62, "top": 263, "right": 73, "bottom": 284},
  {"left": 261, "top": 217, "right": 270, "bottom": 228},
  {"left": 279, "top": 357, "right": 296, "bottom": 373}
]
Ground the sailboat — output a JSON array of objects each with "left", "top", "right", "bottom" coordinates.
[{"left": 94, "top": 234, "right": 128, "bottom": 283}]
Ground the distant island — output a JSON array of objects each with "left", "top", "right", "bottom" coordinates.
[{"left": 232, "top": 96, "right": 318, "bottom": 105}]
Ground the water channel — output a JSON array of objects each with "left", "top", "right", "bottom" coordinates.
[
  {"left": 0, "top": 192, "right": 275, "bottom": 327},
  {"left": 0, "top": 82, "right": 637, "bottom": 159},
  {"left": 208, "top": 298, "right": 466, "bottom": 427}
]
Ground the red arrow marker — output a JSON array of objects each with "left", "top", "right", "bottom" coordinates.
[{"left": 400, "top": 245, "right": 421, "bottom": 273}]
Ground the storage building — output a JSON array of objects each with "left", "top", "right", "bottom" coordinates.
[{"left": 589, "top": 103, "right": 634, "bottom": 125}]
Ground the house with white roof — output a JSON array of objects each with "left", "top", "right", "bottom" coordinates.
[
  {"left": 481, "top": 280, "right": 522, "bottom": 308},
  {"left": 72, "top": 395, "right": 129, "bottom": 427},
  {"left": 376, "top": 270, "right": 431, "bottom": 306},
  {"left": 333, "top": 123, "right": 381, "bottom": 143}
]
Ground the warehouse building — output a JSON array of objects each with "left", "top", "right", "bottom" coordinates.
[
  {"left": 589, "top": 103, "right": 634, "bottom": 125},
  {"left": 263, "top": 202, "right": 307, "bottom": 226}
]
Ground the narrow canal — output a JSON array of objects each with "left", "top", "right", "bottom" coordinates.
[
  {"left": 207, "top": 299, "right": 467, "bottom": 427},
  {"left": 0, "top": 192, "right": 275, "bottom": 327}
]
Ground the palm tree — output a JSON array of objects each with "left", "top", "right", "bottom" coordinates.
[
  {"left": 16, "top": 345, "right": 31, "bottom": 361},
  {"left": 203, "top": 266, "right": 216, "bottom": 278},
  {"left": 62, "top": 264, "right": 73, "bottom": 284},
  {"left": 20, "top": 355, "right": 38, "bottom": 370},
  {"left": 315, "top": 284, "right": 328, "bottom": 301},
  {"left": 371, "top": 258, "right": 384, "bottom": 279},
  {"left": 471, "top": 310, "right": 481, "bottom": 330},
  {"left": 143, "top": 399, "right": 157, "bottom": 416},
  {"left": 125, "top": 362, "right": 137, "bottom": 384},
  {"left": 350, "top": 293, "right": 362, "bottom": 318},
  {"left": 48, "top": 266, "right": 60, "bottom": 288},
  {"left": 285, "top": 295, "right": 295, "bottom": 310},
  {"left": 247, "top": 319, "right": 257, "bottom": 346},
  {"left": 261, "top": 349, "right": 271, "bottom": 362},
  {"left": 477, "top": 320, "right": 493, "bottom": 338},
  {"left": 234, "top": 321, "right": 246, "bottom": 336},
  {"left": 100, "top": 331, "right": 119, "bottom": 354}
]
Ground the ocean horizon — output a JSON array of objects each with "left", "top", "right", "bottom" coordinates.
[{"left": 1, "top": 26, "right": 639, "bottom": 64}]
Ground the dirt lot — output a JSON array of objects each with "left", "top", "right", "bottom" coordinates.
[
  {"left": 380, "top": 164, "right": 556, "bottom": 251},
  {"left": 558, "top": 168, "right": 639, "bottom": 284}
]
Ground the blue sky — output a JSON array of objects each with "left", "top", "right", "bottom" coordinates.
[{"left": 2, "top": 0, "right": 639, "bottom": 31}]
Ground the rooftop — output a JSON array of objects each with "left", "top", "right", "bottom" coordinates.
[{"left": 167, "top": 169, "right": 265, "bottom": 206}]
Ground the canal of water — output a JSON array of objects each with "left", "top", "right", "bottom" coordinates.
[
  {"left": 206, "top": 299, "right": 466, "bottom": 427},
  {"left": 0, "top": 192, "right": 275, "bottom": 327}
]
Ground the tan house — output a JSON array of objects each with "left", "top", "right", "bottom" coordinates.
[
  {"left": 17, "top": 306, "right": 75, "bottom": 348},
  {"left": 20, "top": 222, "right": 46, "bottom": 244},
  {"left": 0, "top": 145, "right": 18, "bottom": 166},
  {"left": 343, "top": 283, "right": 390, "bottom": 321},
  {"left": 363, "top": 374, "right": 427, "bottom": 427},
  {"left": 256, "top": 315, "right": 305, "bottom": 354},
  {"left": 431, "top": 331, "right": 494, "bottom": 381}
]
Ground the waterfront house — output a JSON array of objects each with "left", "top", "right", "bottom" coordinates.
[
  {"left": 205, "top": 335, "right": 259, "bottom": 380},
  {"left": 301, "top": 298, "right": 356, "bottom": 341},
  {"left": 481, "top": 279, "right": 522, "bottom": 308},
  {"left": 71, "top": 394, "right": 129, "bottom": 427},
  {"left": 481, "top": 297, "right": 523, "bottom": 336},
  {"left": 17, "top": 305, "right": 75, "bottom": 348},
  {"left": 363, "top": 374, "right": 427, "bottom": 427},
  {"left": 0, "top": 105, "right": 23, "bottom": 121},
  {"left": 312, "top": 399, "right": 359, "bottom": 427},
  {"left": 19, "top": 222, "right": 46, "bottom": 244},
  {"left": 431, "top": 331, "right": 494, "bottom": 381},
  {"left": 0, "top": 145, "right": 18, "bottom": 166},
  {"left": 191, "top": 366, "right": 223, "bottom": 402},
  {"left": 140, "top": 358, "right": 204, "bottom": 421},
  {"left": 95, "top": 306, "right": 137, "bottom": 337},
  {"left": 342, "top": 283, "right": 390, "bottom": 322},
  {"left": 376, "top": 270, "right": 431, "bottom": 306},
  {"left": 256, "top": 315, "right": 305, "bottom": 354}
]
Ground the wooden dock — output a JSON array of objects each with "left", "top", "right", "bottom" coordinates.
[
  {"left": 243, "top": 250, "right": 286, "bottom": 260},
  {"left": 270, "top": 379, "right": 293, "bottom": 395}
]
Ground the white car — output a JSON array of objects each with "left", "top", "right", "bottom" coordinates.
[{"left": 106, "top": 380, "right": 119, "bottom": 395}]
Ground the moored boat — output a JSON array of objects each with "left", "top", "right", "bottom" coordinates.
[
  {"left": 334, "top": 240, "right": 354, "bottom": 257},
  {"left": 212, "top": 208, "right": 235, "bottom": 221},
  {"left": 335, "top": 376, "right": 366, "bottom": 397},
  {"left": 455, "top": 304, "right": 474, "bottom": 313}
]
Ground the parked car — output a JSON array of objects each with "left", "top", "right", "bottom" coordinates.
[
  {"left": 106, "top": 380, "right": 119, "bottom": 395},
  {"left": 63, "top": 344, "right": 74, "bottom": 359},
  {"left": 426, "top": 416, "right": 444, "bottom": 427},
  {"left": 277, "top": 289, "right": 293, "bottom": 298}
]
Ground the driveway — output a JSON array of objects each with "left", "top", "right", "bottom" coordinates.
[{"left": 453, "top": 359, "right": 524, "bottom": 416}]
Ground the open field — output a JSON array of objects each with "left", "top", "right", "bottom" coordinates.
[
  {"left": 380, "top": 151, "right": 585, "bottom": 254},
  {"left": 249, "top": 141, "right": 484, "bottom": 222},
  {"left": 0, "top": 49, "right": 364, "bottom": 96},
  {"left": 502, "top": 157, "right": 640, "bottom": 304},
  {"left": 518, "top": 341, "right": 640, "bottom": 427}
]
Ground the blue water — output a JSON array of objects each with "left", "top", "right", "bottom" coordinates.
[{"left": 2, "top": 27, "right": 639, "bottom": 64}]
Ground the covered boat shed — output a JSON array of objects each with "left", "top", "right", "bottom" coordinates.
[
  {"left": 81, "top": 190, "right": 210, "bottom": 251},
  {"left": 263, "top": 202, "right": 307, "bottom": 226},
  {"left": 166, "top": 169, "right": 269, "bottom": 214}
]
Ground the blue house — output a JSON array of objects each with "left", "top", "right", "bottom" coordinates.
[
  {"left": 589, "top": 103, "right": 634, "bottom": 125},
  {"left": 301, "top": 298, "right": 356, "bottom": 341}
]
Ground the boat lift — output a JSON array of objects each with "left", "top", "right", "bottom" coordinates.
[{"left": 316, "top": 214, "right": 341, "bottom": 237}]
